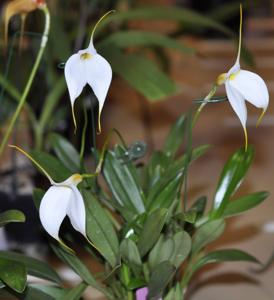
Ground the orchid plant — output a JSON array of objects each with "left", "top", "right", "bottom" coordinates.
[{"left": 0, "top": 2, "right": 271, "bottom": 300}]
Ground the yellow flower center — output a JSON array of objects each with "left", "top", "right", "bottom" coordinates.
[
  {"left": 216, "top": 73, "right": 227, "bottom": 85},
  {"left": 80, "top": 53, "right": 92, "bottom": 60},
  {"left": 229, "top": 70, "right": 240, "bottom": 81},
  {"left": 71, "top": 174, "right": 83, "bottom": 184}
]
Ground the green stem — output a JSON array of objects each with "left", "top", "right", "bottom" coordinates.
[
  {"left": 0, "top": 6, "right": 50, "bottom": 156},
  {"left": 127, "top": 291, "right": 134, "bottom": 300},
  {"left": 192, "top": 84, "right": 217, "bottom": 129}
]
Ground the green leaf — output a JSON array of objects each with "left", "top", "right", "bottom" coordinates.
[
  {"left": 223, "top": 191, "right": 269, "bottom": 218},
  {"left": 51, "top": 245, "right": 97, "bottom": 287},
  {"left": 29, "top": 150, "right": 71, "bottom": 182},
  {"left": 163, "top": 114, "right": 187, "bottom": 157},
  {"left": 102, "top": 47, "right": 177, "bottom": 101},
  {"left": 0, "top": 210, "right": 25, "bottom": 227},
  {"left": 120, "top": 239, "right": 142, "bottom": 267},
  {"left": 22, "top": 286, "right": 56, "bottom": 300},
  {"left": 51, "top": 246, "right": 113, "bottom": 299},
  {"left": 223, "top": 192, "right": 269, "bottom": 218},
  {"left": 147, "top": 172, "right": 182, "bottom": 211},
  {"left": 83, "top": 190, "right": 119, "bottom": 268},
  {"left": 169, "top": 231, "right": 191, "bottom": 268},
  {"left": 0, "top": 251, "right": 61, "bottom": 284},
  {"left": 149, "top": 235, "right": 174, "bottom": 270},
  {"left": 32, "top": 188, "right": 45, "bottom": 210},
  {"left": 189, "top": 196, "right": 207, "bottom": 219},
  {"left": 98, "top": 30, "right": 195, "bottom": 54},
  {"left": 168, "top": 145, "right": 211, "bottom": 176},
  {"left": 174, "top": 211, "right": 197, "bottom": 224},
  {"left": 164, "top": 283, "right": 182, "bottom": 300},
  {"left": 146, "top": 151, "right": 170, "bottom": 189},
  {"left": 192, "top": 249, "right": 260, "bottom": 274},
  {"left": 103, "top": 146, "right": 145, "bottom": 219},
  {"left": 192, "top": 219, "right": 225, "bottom": 254},
  {"left": 127, "top": 278, "right": 147, "bottom": 290},
  {"left": 137, "top": 209, "right": 168, "bottom": 257},
  {"left": 149, "top": 231, "right": 191, "bottom": 269},
  {"left": 100, "top": 6, "right": 232, "bottom": 36},
  {"left": 148, "top": 261, "right": 176, "bottom": 299},
  {"left": 48, "top": 133, "right": 80, "bottom": 173},
  {"left": 0, "top": 258, "right": 26, "bottom": 292},
  {"left": 58, "top": 282, "right": 87, "bottom": 300},
  {"left": 29, "top": 284, "right": 68, "bottom": 299},
  {"left": 211, "top": 146, "right": 254, "bottom": 218}
]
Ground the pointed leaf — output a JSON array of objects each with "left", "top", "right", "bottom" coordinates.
[
  {"left": 192, "top": 219, "right": 225, "bottom": 254},
  {"left": 103, "top": 146, "right": 145, "bottom": 219},
  {"left": 148, "top": 261, "right": 176, "bottom": 299},
  {"left": 193, "top": 249, "right": 260, "bottom": 274},
  {"left": 0, "top": 258, "right": 26, "bottom": 292},
  {"left": 102, "top": 47, "right": 176, "bottom": 101},
  {"left": 51, "top": 245, "right": 97, "bottom": 287},
  {"left": 120, "top": 239, "right": 142, "bottom": 267},
  {"left": 29, "top": 284, "right": 68, "bottom": 299},
  {"left": 59, "top": 282, "right": 87, "bottom": 300},
  {"left": 147, "top": 172, "right": 183, "bottom": 211},
  {"left": 98, "top": 30, "right": 195, "bottom": 54},
  {"left": 223, "top": 191, "right": 269, "bottom": 218},
  {"left": 100, "top": 6, "right": 232, "bottom": 36},
  {"left": 211, "top": 146, "right": 254, "bottom": 218},
  {"left": 163, "top": 114, "right": 187, "bottom": 157},
  {"left": 0, "top": 251, "right": 61, "bottom": 284},
  {"left": 29, "top": 150, "right": 71, "bottom": 182},
  {"left": 164, "top": 283, "right": 182, "bottom": 300},
  {"left": 190, "top": 196, "right": 207, "bottom": 219},
  {"left": 149, "top": 235, "right": 174, "bottom": 270},
  {"left": 48, "top": 133, "right": 80, "bottom": 173},
  {"left": 32, "top": 188, "right": 45, "bottom": 210},
  {"left": 83, "top": 190, "right": 119, "bottom": 268},
  {"left": 0, "top": 210, "right": 25, "bottom": 227},
  {"left": 22, "top": 287, "right": 56, "bottom": 300},
  {"left": 137, "top": 209, "right": 168, "bottom": 257},
  {"left": 169, "top": 231, "right": 191, "bottom": 268}
]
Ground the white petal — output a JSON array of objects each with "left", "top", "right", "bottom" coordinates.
[
  {"left": 85, "top": 54, "right": 112, "bottom": 130},
  {"left": 225, "top": 81, "right": 247, "bottom": 129},
  {"left": 66, "top": 185, "right": 86, "bottom": 237},
  {"left": 39, "top": 186, "right": 71, "bottom": 241},
  {"left": 229, "top": 70, "right": 269, "bottom": 109},
  {"left": 64, "top": 54, "right": 86, "bottom": 107},
  {"left": 227, "top": 61, "right": 240, "bottom": 77}
]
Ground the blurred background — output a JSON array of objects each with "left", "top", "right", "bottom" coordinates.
[{"left": 1, "top": 0, "right": 274, "bottom": 299}]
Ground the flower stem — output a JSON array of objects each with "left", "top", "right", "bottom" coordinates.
[
  {"left": 0, "top": 5, "right": 50, "bottom": 156},
  {"left": 192, "top": 84, "right": 217, "bottom": 129}
]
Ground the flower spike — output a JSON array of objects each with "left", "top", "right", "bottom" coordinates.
[
  {"left": 216, "top": 4, "right": 269, "bottom": 150},
  {"left": 64, "top": 11, "right": 114, "bottom": 133}
]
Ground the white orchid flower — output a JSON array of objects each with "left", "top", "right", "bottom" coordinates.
[
  {"left": 216, "top": 5, "right": 269, "bottom": 150},
  {"left": 9, "top": 145, "right": 89, "bottom": 251},
  {"left": 64, "top": 11, "right": 114, "bottom": 133}
]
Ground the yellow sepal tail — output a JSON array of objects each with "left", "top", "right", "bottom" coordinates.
[
  {"left": 256, "top": 109, "right": 266, "bottom": 128},
  {"left": 243, "top": 126, "right": 248, "bottom": 152}
]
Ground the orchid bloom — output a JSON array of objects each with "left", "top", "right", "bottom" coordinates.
[
  {"left": 9, "top": 145, "right": 88, "bottom": 250},
  {"left": 216, "top": 5, "right": 269, "bottom": 150},
  {"left": 64, "top": 11, "right": 114, "bottom": 133},
  {"left": 4, "top": 0, "right": 46, "bottom": 49}
]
